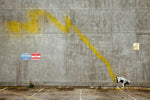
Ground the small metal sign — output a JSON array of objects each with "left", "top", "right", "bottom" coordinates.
[
  {"left": 31, "top": 53, "right": 41, "bottom": 60},
  {"left": 21, "top": 53, "right": 31, "bottom": 60},
  {"left": 133, "top": 43, "right": 140, "bottom": 51}
]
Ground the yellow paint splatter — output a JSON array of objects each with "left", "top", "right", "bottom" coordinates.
[{"left": 6, "top": 9, "right": 116, "bottom": 82}]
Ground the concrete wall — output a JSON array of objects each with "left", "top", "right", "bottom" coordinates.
[{"left": 0, "top": 0, "right": 150, "bottom": 86}]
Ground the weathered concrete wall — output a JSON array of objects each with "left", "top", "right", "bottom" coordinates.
[{"left": 0, "top": 0, "right": 150, "bottom": 86}]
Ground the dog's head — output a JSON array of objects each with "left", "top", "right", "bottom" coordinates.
[{"left": 126, "top": 80, "right": 130, "bottom": 85}]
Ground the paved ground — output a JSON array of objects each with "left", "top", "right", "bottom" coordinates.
[{"left": 0, "top": 87, "right": 150, "bottom": 100}]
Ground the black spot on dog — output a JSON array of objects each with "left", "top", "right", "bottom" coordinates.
[
  {"left": 124, "top": 83, "right": 127, "bottom": 86},
  {"left": 120, "top": 80, "right": 124, "bottom": 83}
]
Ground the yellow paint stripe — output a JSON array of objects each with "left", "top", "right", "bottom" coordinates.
[
  {"left": 0, "top": 89, "right": 42, "bottom": 100},
  {"left": 6, "top": 9, "right": 116, "bottom": 82},
  {"left": 47, "top": 14, "right": 116, "bottom": 82},
  {"left": 69, "top": 23, "right": 116, "bottom": 81}
]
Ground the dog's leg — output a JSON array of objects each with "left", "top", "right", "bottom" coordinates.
[
  {"left": 122, "top": 82, "right": 125, "bottom": 87},
  {"left": 116, "top": 77, "right": 119, "bottom": 88},
  {"left": 116, "top": 83, "right": 119, "bottom": 88},
  {"left": 124, "top": 83, "right": 126, "bottom": 87}
]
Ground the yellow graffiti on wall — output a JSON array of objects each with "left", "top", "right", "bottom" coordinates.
[
  {"left": 6, "top": 9, "right": 116, "bottom": 82},
  {"left": 7, "top": 10, "right": 70, "bottom": 33}
]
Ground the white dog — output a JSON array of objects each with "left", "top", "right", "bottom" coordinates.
[{"left": 116, "top": 76, "right": 130, "bottom": 87}]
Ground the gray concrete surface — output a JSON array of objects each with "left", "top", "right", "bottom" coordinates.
[
  {"left": 0, "top": 87, "right": 150, "bottom": 100},
  {"left": 0, "top": 0, "right": 150, "bottom": 86}
]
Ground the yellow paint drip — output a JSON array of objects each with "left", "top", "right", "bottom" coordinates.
[
  {"left": 6, "top": 9, "right": 116, "bottom": 82},
  {"left": 69, "top": 23, "right": 116, "bottom": 82}
]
